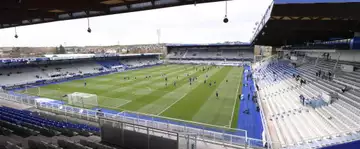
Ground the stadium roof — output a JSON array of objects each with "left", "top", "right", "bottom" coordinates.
[
  {"left": 166, "top": 43, "right": 252, "bottom": 48},
  {"left": 0, "top": 0, "right": 224, "bottom": 29},
  {"left": 251, "top": 0, "right": 360, "bottom": 46}
]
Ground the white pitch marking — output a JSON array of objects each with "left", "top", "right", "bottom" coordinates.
[
  {"left": 228, "top": 69, "right": 243, "bottom": 128},
  {"left": 157, "top": 93, "right": 187, "bottom": 116},
  {"left": 147, "top": 87, "right": 152, "bottom": 91}
]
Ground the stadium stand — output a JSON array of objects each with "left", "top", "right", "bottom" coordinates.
[
  {"left": 166, "top": 44, "right": 254, "bottom": 66},
  {"left": 254, "top": 53, "right": 360, "bottom": 148},
  {"left": 96, "top": 60, "right": 123, "bottom": 69},
  {"left": 248, "top": 0, "right": 360, "bottom": 147},
  {"left": 167, "top": 47, "right": 253, "bottom": 61},
  {"left": 0, "top": 54, "right": 160, "bottom": 89}
]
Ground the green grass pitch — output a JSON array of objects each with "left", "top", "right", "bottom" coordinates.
[{"left": 21, "top": 64, "right": 243, "bottom": 128}]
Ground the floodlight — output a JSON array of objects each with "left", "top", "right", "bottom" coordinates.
[
  {"left": 14, "top": 27, "right": 18, "bottom": 38},
  {"left": 223, "top": 17, "right": 229, "bottom": 23},
  {"left": 223, "top": 1, "right": 229, "bottom": 24},
  {"left": 87, "top": 18, "right": 92, "bottom": 33}
]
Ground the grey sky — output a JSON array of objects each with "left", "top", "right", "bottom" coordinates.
[{"left": 0, "top": 0, "right": 272, "bottom": 47}]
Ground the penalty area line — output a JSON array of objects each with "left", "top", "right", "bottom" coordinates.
[{"left": 116, "top": 100, "right": 132, "bottom": 108}]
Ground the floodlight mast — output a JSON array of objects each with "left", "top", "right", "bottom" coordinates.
[
  {"left": 223, "top": 0, "right": 229, "bottom": 23},
  {"left": 87, "top": 18, "right": 92, "bottom": 33},
  {"left": 14, "top": 27, "right": 18, "bottom": 38}
]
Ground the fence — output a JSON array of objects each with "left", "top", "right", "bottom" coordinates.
[
  {"left": 0, "top": 90, "right": 265, "bottom": 149},
  {"left": 252, "top": 75, "right": 271, "bottom": 149},
  {"left": 99, "top": 117, "right": 185, "bottom": 149}
]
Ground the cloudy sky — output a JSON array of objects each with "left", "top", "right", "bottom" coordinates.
[{"left": 0, "top": 0, "right": 272, "bottom": 47}]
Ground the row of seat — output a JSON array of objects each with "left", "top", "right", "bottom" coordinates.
[
  {"left": 0, "top": 62, "right": 107, "bottom": 87},
  {"left": 0, "top": 106, "right": 100, "bottom": 137},
  {"left": 58, "top": 139, "right": 92, "bottom": 149},
  {"left": 0, "top": 126, "right": 14, "bottom": 136},
  {"left": 79, "top": 140, "right": 117, "bottom": 149},
  {"left": 0, "top": 120, "right": 39, "bottom": 137},
  {"left": 256, "top": 59, "right": 360, "bottom": 148},
  {"left": 28, "top": 139, "right": 119, "bottom": 149},
  {"left": 28, "top": 139, "right": 62, "bottom": 149},
  {"left": 0, "top": 58, "right": 161, "bottom": 87},
  {"left": 0, "top": 141, "right": 23, "bottom": 149},
  {"left": 167, "top": 49, "right": 253, "bottom": 59}
]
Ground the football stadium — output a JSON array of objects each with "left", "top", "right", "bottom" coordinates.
[{"left": 1, "top": 0, "right": 360, "bottom": 149}]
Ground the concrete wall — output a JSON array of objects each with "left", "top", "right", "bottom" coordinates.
[{"left": 254, "top": 45, "right": 273, "bottom": 56}]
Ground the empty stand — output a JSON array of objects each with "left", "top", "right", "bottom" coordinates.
[{"left": 256, "top": 58, "right": 360, "bottom": 148}]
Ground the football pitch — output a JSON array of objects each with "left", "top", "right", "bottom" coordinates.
[{"left": 21, "top": 64, "right": 244, "bottom": 128}]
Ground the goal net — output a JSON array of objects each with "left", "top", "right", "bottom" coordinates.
[
  {"left": 24, "top": 85, "right": 41, "bottom": 96},
  {"left": 68, "top": 92, "right": 98, "bottom": 108}
]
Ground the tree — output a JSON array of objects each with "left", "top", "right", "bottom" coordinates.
[
  {"left": 59, "top": 45, "right": 66, "bottom": 54},
  {"left": 54, "top": 47, "right": 59, "bottom": 54}
]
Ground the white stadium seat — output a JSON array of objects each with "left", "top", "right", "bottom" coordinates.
[{"left": 256, "top": 58, "right": 360, "bottom": 148}]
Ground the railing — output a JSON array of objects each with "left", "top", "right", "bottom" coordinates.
[
  {"left": 0, "top": 91, "right": 265, "bottom": 149},
  {"left": 99, "top": 116, "right": 190, "bottom": 149},
  {"left": 253, "top": 77, "right": 271, "bottom": 149}
]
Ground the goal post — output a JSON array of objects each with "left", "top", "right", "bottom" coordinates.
[
  {"left": 24, "top": 85, "right": 41, "bottom": 96},
  {"left": 68, "top": 92, "right": 98, "bottom": 108}
]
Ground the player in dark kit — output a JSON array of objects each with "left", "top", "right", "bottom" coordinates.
[
  {"left": 84, "top": 81, "right": 87, "bottom": 87},
  {"left": 216, "top": 91, "right": 219, "bottom": 99}
]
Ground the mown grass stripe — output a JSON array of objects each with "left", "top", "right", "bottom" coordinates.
[
  {"left": 120, "top": 66, "right": 208, "bottom": 111},
  {"left": 160, "top": 67, "right": 232, "bottom": 120},
  {"left": 138, "top": 66, "right": 222, "bottom": 114},
  {"left": 186, "top": 67, "right": 241, "bottom": 126}
]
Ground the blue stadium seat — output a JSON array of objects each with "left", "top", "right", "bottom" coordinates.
[{"left": 0, "top": 106, "right": 100, "bottom": 137}]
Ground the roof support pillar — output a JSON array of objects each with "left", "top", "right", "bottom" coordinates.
[
  {"left": 302, "top": 53, "right": 306, "bottom": 63},
  {"left": 333, "top": 52, "right": 341, "bottom": 72},
  {"left": 315, "top": 52, "right": 321, "bottom": 66}
]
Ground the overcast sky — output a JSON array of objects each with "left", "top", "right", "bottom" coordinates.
[{"left": 0, "top": 0, "right": 272, "bottom": 47}]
